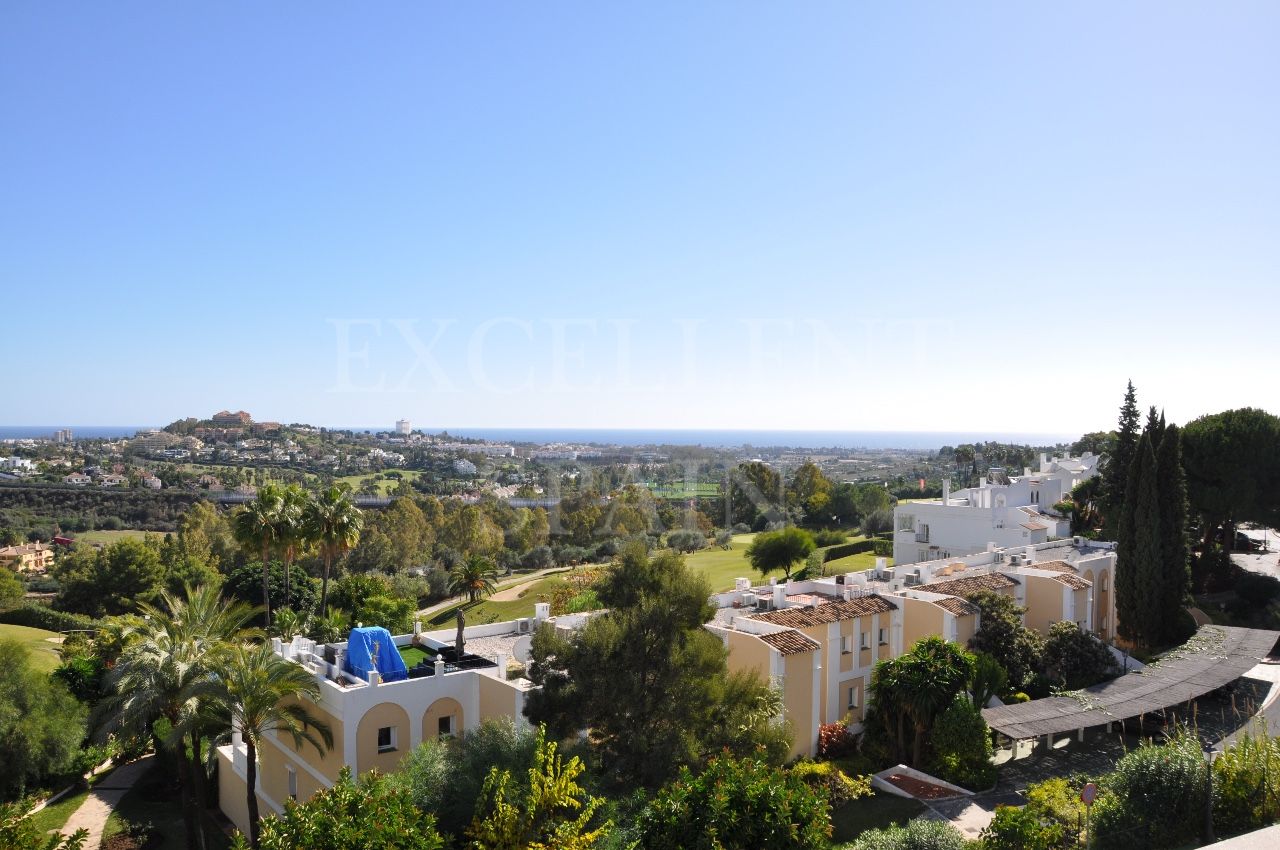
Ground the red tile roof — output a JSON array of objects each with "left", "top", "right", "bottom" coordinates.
[
  {"left": 749, "top": 595, "right": 898, "bottom": 628},
  {"left": 916, "top": 572, "right": 1020, "bottom": 598},
  {"left": 933, "top": 597, "right": 981, "bottom": 617},
  {"left": 1052, "top": 574, "right": 1092, "bottom": 590},
  {"left": 758, "top": 630, "right": 821, "bottom": 655},
  {"left": 1032, "top": 560, "right": 1075, "bottom": 573}
]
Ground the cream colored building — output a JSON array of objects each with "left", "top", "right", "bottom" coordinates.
[
  {"left": 711, "top": 537, "right": 1118, "bottom": 758},
  {"left": 215, "top": 609, "right": 569, "bottom": 836},
  {"left": 0, "top": 541, "right": 55, "bottom": 573}
]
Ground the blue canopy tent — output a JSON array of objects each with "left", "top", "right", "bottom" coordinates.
[{"left": 344, "top": 626, "right": 409, "bottom": 683}]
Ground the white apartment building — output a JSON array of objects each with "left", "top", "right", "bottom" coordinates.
[
  {"left": 893, "top": 452, "right": 1101, "bottom": 565},
  {"left": 396, "top": 419, "right": 412, "bottom": 435}
]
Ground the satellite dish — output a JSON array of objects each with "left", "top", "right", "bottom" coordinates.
[{"left": 514, "top": 635, "right": 534, "bottom": 664}]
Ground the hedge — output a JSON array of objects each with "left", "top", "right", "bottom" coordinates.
[
  {"left": 0, "top": 603, "right": 98, "bottom": 633},
  {"left": 822, "top": 539, "right": 876, "bottom": 562},
  {"left": 872, "top": 539, "right": 893, "bottom": 557}
]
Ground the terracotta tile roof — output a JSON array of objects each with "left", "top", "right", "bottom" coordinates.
[
  {"left": 758, "top": 630, "right": 821, "bottom": 655},
  {"left": 933, "top": 597, "right": 980, "bottom": 617},
  {"left": 749, "top": 595, "right": 898, "bottom": 628},
  {"left": 916, "top": 572, "right": 1020, "bottom": 598},
  {"left": 1052, "top": 573, "right": 1092, "bottom": 590},
  {"left": 1032, "top": 560, "right": 1075, "bottom": 573},
  {"left": 1021, "top": 522, "right": 1048, "bottom": 531}
]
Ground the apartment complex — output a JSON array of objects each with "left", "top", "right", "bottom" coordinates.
[
  {"left": 710, "top": 536, "right": 1117, "bottom": 758},
  {"left": 216, "top": 606, "right": 579, "bottom": 836},
  {"left": 892, "top": 452, "right": 1100, "bottom": 565}
]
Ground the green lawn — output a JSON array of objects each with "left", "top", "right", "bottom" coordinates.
[
  {"left": 424, "top": 571, "right": 575, "bottom": 627},
  {"left": 681, "top": 533, "right": 760, "bottom": 591},
  {"left": 334, "top": 469, "right": 424, "bottom": 495},
  {"left": 0, "top": 622, "right": 64, "bottom": 672},
  {"left": 830, "top": 792, "right": 926, "bottom": 842},
  {"left": 682, "top": 533, "right": 876, "bottom": 591},
  {"left": 823, "top": 551, "right": 888, "bottom": 573},
  {"left": 25, "top": 786, "right": 92, "bottom": 837},
  {"left": 69, "top": 528, "right": 150, "bottom": 546}
]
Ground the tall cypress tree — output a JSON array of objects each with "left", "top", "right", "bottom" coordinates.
[
  {"left": 1131, "top": 436, "right": 1163, "bottom": 648},
  {"left": 1155, "top": 424, "right": 1191, "bottom": 645},
  {"left": 1145, "top": 406, "right": 1163, "bottom": 452},
  {"left": 1114, "top": 432, "right": 1144, "bottom": 646},
  {"left": 1103, "top": 381, "right": 1140, "bottom": 531}
]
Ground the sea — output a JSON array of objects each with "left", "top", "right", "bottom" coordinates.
[{"left": 0, "top": 425, "right": 1074, "bottom": 451}]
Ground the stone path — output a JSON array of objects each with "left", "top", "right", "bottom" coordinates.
[{"left": 58, "top": 755, "right": 154, "bottom": 848}]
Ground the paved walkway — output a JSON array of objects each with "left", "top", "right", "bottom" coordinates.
[{"left": 59, "top": 755, "right": 154, "bottom": 848}]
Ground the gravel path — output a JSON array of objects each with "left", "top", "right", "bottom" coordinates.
[{"left": 58, "top": 755, "right": 154, "bottom": 848}]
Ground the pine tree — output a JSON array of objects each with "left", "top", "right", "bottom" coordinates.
[
  {"left": 1155, "top": 424, "right": 1191, "bottom": 645},
  {"left": 1102, "top": 381, "right": 1140, "bottom": 531}
]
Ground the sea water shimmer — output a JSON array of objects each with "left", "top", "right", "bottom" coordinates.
[
  {"left": 0, "top": 426, "right": 1075, "bottom": 451},
  {"left": 339, "top": 428, "right": 1076, "bottom": 451}
]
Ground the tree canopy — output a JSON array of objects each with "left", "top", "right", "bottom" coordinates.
[
  {"left": 745, "top": 527, "right": 816, "bottom": 581},
  {"left": 0, "top": 639, "right": 87, "bottom": 800},
  {"left": 1182, "top": 407, "right": 1280, "bottom": 542},
  {"left": 525, "top": 543, "right": 786, "bottom": 788}
]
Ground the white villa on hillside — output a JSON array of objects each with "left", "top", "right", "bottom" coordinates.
[
  {"left": 892, "top": 452, "right": 1100, "bottom": 565},
  {"left": 215, "top": 604, "right": 597, "bottom": 837}
]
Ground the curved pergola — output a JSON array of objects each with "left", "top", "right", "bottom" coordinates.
[{"left": 982, "top": 625, "right": 1279, "bottom": 740}]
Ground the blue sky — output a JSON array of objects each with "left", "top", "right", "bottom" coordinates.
[{"left": 3, "top": 2, "right": 1277, "bottom": 435}]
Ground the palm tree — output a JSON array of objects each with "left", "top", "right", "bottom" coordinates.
[
  {"left": 303, "top": 486, "right": 364, "bottom": 616},
  {"left": 233, "top": 484, "right": 286, "bottom": 622},
  {"left": 276, "top": 485, "right": 310, "bottom": 607},
  {"left": 97, "top": 585, "right": 259, "bottom": 850},
  {"left": 208, "top": 642, "right": 333, "bottom": 850},
  {"left": 307, "top": 608, "right": 351, "bottom": 643},
  {"left": 449, "top": 555, "right": 500, "bottom": 604},
  {"left": 270, "top": 607, "right": 307, "bottom": 641}
]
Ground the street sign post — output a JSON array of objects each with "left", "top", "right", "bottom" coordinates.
[{"left": 1081, "top": 782, "right": 1098, "bottom": 849}]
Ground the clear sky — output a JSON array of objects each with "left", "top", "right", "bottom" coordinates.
[{"left": 3, "top": 2, "right": 1277, "bottom": 435}]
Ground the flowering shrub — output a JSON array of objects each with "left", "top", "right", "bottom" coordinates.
[
  {"left": 790, "top": 760, "right": 872, "bottom": 806},
  {"left": 817, "top": 721, "right": 858, "bottom": 759}
]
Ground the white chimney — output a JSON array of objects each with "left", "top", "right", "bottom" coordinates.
[
  {"left": 534, "top": 602, "right": 550, "bottom": 622},
  {"left": 1024, "top": 546, "right": 1036, "bottom": 564},
  {"left": 942, "top": 479, "right": 951, "bottom": 505},
  {"left": 875, "top": 557, "right": 887, "bottom": 572},
  {"left": 735, "top": 577, "right": 752, "bottom": 591},
  {"left": 434, "top": 657, "right": 445, "bottom": 677},
  {"left": 772, "top": 583, "right": 785, "bottom": 608}
]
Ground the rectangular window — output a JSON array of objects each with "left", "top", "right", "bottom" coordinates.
[
  {"left": 377, "top": 726, "right": 397, "bottom": 753},
  {"left": 840, "top": 635, "right": 852, "bottom": 654},
  {"left": 286, "top": 766, "right": 297, "bottom": 800},
  {"left": 878, "top": 628, "right": 888, "bottom": 646},
  {"left": 438, "top": 715, "right": 455, "bottom": 738},
  {"left": 860, "top": 631, "right": 869, "bottom": 650},
  {"left": 847, "top": 686, "right": 859, "bottom": 709}
]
